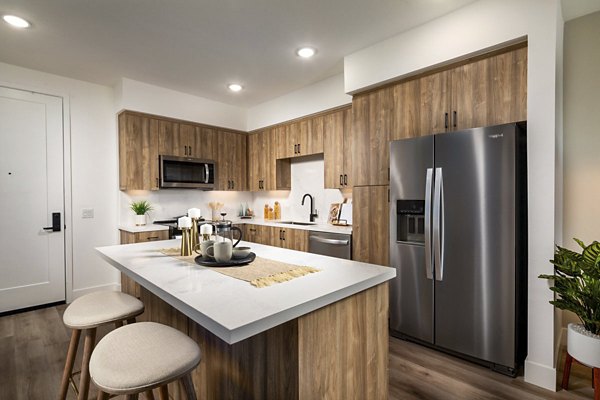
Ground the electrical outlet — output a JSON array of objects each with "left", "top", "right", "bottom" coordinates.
[{"left": 82, "top": 208, "right": 94, "bottom": 219}]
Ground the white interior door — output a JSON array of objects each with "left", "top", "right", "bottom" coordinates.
[{"left": 0, "top": 86, "right": 65, "bottom": 313}]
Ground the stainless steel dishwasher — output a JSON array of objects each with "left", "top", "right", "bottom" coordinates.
[{"left": 308, "top": 231, "right": 352, "bottom": 260}]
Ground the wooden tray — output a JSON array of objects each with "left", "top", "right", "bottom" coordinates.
[{"left": 194, "top": 252, "right": 256, "bottom": 267}]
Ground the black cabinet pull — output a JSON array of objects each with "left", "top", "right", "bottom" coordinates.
[
  {"left": 444, "top": 113, "right": 449, "bottom": 130},
  {"left": 146, "top": 236, "right": 159, "bottom": 241},
  {"left": 339, "top": 175, "right": 343, "bottom": 186},
  {"left": 232, "top": 180, "right": 234, "bottom": 189},
  {"left": 282, "top": 230, "right": 286, "bottom": 241},
  {"left": 453, "top": 111, "right": 457, "bottom": 128},
  {"left": 156, "top": 178, "right": 159, "bottom": 187},
  {"left": 344, "top": 174, "right": 348, "bottom": 185},
  {"left": 297, "top": 143, "right": 300, "bottom": 154}
]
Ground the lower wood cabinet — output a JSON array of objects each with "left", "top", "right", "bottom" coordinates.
[
  {"left": 243, "top": 224, "right": 308, "bottom": 252},
  {"left": 119, "top": 229, "right": 170, "bottom": 297},
  {"left": 352, "top": 185, "right": 389, "bottom": 266}
]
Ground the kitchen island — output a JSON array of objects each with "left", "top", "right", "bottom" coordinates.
[{"left": 96, "top": 239, "right": 395, "bottom": 400}]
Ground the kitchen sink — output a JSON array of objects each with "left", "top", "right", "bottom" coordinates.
[{"left": 275, "top": 221, "right": 317, "bottom": 226}]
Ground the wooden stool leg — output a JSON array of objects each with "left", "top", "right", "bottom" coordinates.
[
  {"left": 158, "top": 385, "right": 169, "bottom": 400},
  {"left": 77, "top": 328, "right": 97, "bottom": 400},
  {"left": 595, "top": 368, "right": 600, "bottom": 400},
  {"left": 562, "top": 352, "right": 574, "bottom": 390},
  {"left": 96, "top": 390, "right": 110, "bottom": 400},
  {"left": 58, "top": 329, "right": 81, "bottom": 400},
  {"left": 181, "top": 373, "right": 197, "bottom": 400},
  {"left": 144, "top": 389, "right": 156, "bottom": 400}
]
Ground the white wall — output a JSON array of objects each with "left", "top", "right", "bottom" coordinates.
[
  {"left": 246, "top": 74, "right": 351, "bottom": 131},
  {"left": 116, "top": 78, "right": 247, "bottom": 131},
  {"left": 344, "top": 0, "right": 563, "bottom": 390},
  {"left": 252, "top": 155, "right": 349, "bottom": 222},
  {"left": 0, "top": 61, "right": 120, "bottom": 298}
]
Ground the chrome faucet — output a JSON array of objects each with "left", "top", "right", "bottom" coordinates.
[{"left": 301, "top": 193, "right": 318, "bottom": 222}]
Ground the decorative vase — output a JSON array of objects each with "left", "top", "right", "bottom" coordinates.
[
  {"left": 567, "top": 323, "right": 600, "bottom": 368},
  {"left": 134, "top": 214, "right": 146, "bottom": 226}
]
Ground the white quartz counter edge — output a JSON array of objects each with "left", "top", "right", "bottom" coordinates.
[
  {"left": 96, "top": 240, "right": 393, "bottom": 344},
  {"left": 230, "top": 219, "right": 352, "bottom": 235},
  {"left": 119, "top": 224, "right": 170, "bottom": 233}
]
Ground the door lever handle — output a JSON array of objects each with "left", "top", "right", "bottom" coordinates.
[{"left": 43, "top": 212, "right": 61, "bottom": 232}]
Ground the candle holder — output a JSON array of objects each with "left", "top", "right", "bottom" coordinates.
[
  {"left": 181, "top": 227, "right": 192, "bottom": 256},
  {"left": 190, "top": 218, "right": 199, "bottom": 251}
]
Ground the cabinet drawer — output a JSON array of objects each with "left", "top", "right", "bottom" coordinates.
[{"left": 135, "top": 230, "right": 169, "bottom": 242}]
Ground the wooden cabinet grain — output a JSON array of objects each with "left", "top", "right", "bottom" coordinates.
[
  {"left": 118, "top": 112, "right": 160, "bottom": 191},
  {"left": 352, "top": 185, "right": 389, "bottom": 266},
  {"left": 323, "top": 107, "right": 353, "bottom": 189},
  {"left": 248, "top": 129, "right": 290, "bottom": 192},
  {"left": 119, "top": 229, "right": 170, "bottom": 297},
  {"left": 217, "top": 130, "right": 247, "bottom": 191},
  {"left": 193, "top": 126, "right": 217, "bottom": 160},
  {"left": 276, "top": 118, "right": 323, "bottom": 159},
  {"left": 244, "top": 224, "right": 308, "bottom": 252}
]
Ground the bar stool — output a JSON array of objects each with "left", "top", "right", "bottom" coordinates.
[
  {"left": 58, "top": 291, "right": 145, "bottom": 400},
  {"left": 90, "top": 321, "right": 202, "bottom": 400}
]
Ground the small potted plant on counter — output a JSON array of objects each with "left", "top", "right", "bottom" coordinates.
[
  {"left": 539, "top": 238, "right": 600, "bottom": 394},
  {"left": 130, "top": 200, "right": 153, "bottom": 226}
]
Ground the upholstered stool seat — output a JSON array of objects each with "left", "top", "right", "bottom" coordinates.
[
  {"left": 58, "top": 291, "right": 145, "bottom": 400},
  {"left": 90, "top": 322, "right": 201, "bottom": 399}
]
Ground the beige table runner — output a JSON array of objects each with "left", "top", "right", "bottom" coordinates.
[{"left": 160, "top": 248, "right": 319, "bottom": 288}]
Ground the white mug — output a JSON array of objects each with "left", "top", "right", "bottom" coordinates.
[
  {"left": 196, "top": 240, "right": 215, "bottom": 259},
  {"left": 206, "top": 241, "right": 233, "bottom": 263}
]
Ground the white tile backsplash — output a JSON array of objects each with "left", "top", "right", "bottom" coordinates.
[{"left": 119, "top": 154, "right": 349, "bottom": 225}]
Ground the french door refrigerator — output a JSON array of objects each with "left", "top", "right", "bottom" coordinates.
[{"left": 389, "top": 122, "right": 527, "bottom": 376}]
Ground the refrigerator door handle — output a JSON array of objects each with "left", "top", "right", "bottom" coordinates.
[
  {"left": 433, "top": 167, "right": 445, "bottom": 281},
  {"left": 424, "top": 168, "right": 434, "bottom": 280}
]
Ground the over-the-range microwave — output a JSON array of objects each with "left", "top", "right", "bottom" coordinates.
[{"left": 159, "top": 155, "right": 216, "bottom": 189}]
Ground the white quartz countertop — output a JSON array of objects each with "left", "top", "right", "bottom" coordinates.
[
  {"left": 118, "top": 224, "right": 170, "bottom": 233},
  {"left": 96, "top": 239, "right": 394, "bottom": 344},
  {"left": 230, "top": 218, "right": 352, "bottom": 235}
]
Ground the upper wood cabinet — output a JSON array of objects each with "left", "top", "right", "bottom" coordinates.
[
  {"left": 275, "top": 114, "right": 324, "bottom": 159},
  {"left": 217, "top": 130, "right": 247, "bottom": 191},
  {"left": 351, "top": 88, "right": 393, "bottom": 187},
  {"left": 248, "top": 129, "right": 290, "bottom": 192},
  {"left": 118, "top": 112, "right": 160, "bottom": 191},
  {"left": 323, "top": 107, "right": 353, "bottom": 189},
  {"left": 194, "top": 126, "right": 217, "bottom": 160},
  {"left": 352, "top": 45, "right": 527, "bottom": 186},
  {"left": 159, "top": 122, "right": 218, "bottom": 159},
  {"left": 352, "top": 185, "right": 389, "bottom": 266}
]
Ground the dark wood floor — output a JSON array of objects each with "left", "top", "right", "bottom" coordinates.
[{"left": 0, "top": 304, "right": 594, "bottom": 399}]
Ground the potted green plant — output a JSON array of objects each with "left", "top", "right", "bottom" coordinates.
[
  {"left": 539, "top": 239, "right": 600, "bottom": 389},
  {"left": 130, "top": 200, "right": 153, "bottom": 226}
]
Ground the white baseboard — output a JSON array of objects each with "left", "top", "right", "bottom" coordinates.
[
  {"left": 71, "top": 283, "right": 122, "bottom": 302},
  {"left": 524, "top": 358, "right": 557, "bottom": 391}
]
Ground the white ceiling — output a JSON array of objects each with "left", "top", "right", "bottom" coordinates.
[
  {"left": 0, "top": 0, "right": 479, "bottom": 107},
  {"left": 1, "top": 1, "right": 598, "bottom": 108}
]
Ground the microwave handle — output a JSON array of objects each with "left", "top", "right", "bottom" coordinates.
[{"left": 204, "top": 163, "right": 209, "bottom": 184}]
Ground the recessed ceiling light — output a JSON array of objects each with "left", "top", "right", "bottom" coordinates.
[
  {"left": 3, "top": 15, "right": 30, "bottom": 28},
  {"left": 296, "top": 47, "right": 316, "bottom": 58},
  {"left": 228, "top": 83, "right": 243, "bottom": 92}
]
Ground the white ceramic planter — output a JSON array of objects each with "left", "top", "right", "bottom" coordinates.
[
  {"left": 134, "top": 214, "right": 146, "bottom": 226},
  {"left": 567, "top": 323, "right": 600, "bottom": 368}
]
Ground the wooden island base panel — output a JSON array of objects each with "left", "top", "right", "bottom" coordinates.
[{"left": 137, "top": 283, "right": 389, "bottom": 400}]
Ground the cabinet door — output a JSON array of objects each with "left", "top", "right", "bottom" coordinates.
[
  {"left": 194, "top": 126, "right": 217, "bottom": 160},
  {"left": 302, "top": 118, "right": 322, "bottom": 156},
  {"left": 342, "top": 107, "right": 353, "bottom": 188},
  {"left": 247, "top": 133, "right": 262, "bottom": 191},
  {"left": 217, "top": 130, "right": 234, "bottom": 190},
  {"left": 232, "top": 132, "right": 247, "bottom": 191},
  {"left": 285, "top": 228, "right": 308, "bottom": 252},
  {"left": 449, "top": 59, "right": 488, "bottom": 131},
  {"left": 352, "top": 185, "right": 389, "bottom": 266},
  {"left": 178, "top": 123, "right": 195, "bottom": 156},
  {"left": 352, "top": 88, "right": 392, "bottom": 186},
  {"left": 486, "top": 46, "right": 527, "bottom": 125},
  {"left": 263, "top": 129, "right": 278, "bottom": 190},
  {"left": 275, "top": 125, "right": 293, "bottom": 159},
  {"left": 419, "top": 70, "right": 450, "bottom": 135},
  {"left": 159, "top": 120, "right": 182, "bottom": 156},
  {"left": 392, "top": 78, "right": 422, "bottom": 140},
  {"left": 323, "top": 110, "right": 345, "bottom": 189},
  {"left": 119, "top": 113, "right": 159, "bottom": 191}
]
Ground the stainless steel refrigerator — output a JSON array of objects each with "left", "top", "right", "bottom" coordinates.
[{"left": 389, "top": 122, "right": 527, "bottom": 376}]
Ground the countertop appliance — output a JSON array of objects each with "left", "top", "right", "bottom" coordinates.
[
  {"left": 389, "top": 122, "right": 527, "bottom": 376},
  {"left": 309, "top": 232, "right": 351, "bottom": 260},
  {"left": 159, "top": 155, "right": 216, "bottom": 189}
]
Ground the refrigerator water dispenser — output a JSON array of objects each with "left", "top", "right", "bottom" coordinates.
[{"left": 396, "top": 200, "right": 425, "bottom": 243}]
